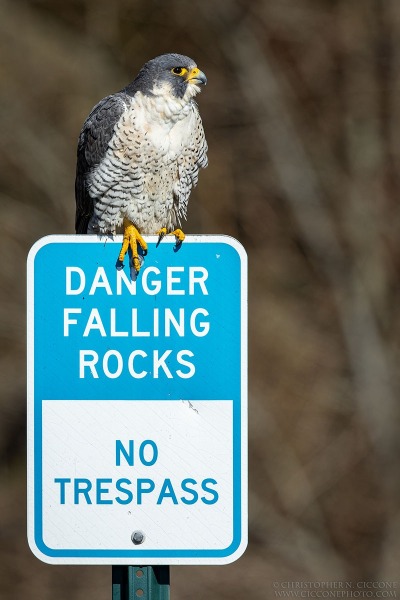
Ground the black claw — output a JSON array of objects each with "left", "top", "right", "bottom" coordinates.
[
  {"left": 173, "top": 240, "right": 183, "bottom": 253},
  {"left": 156, "top": 231, "right": 166, "bottom": 247}
]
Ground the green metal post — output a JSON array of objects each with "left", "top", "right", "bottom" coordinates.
[{"left": 112, "top": 566, "right": 170, "bottom": 600}]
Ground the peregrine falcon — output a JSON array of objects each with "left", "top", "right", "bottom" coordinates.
[{"left": 75, "top": 53, "right": 208, "bottom": 272}]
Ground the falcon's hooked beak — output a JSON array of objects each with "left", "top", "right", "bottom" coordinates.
[{"left": 186, "top": 67, "right": 207, "bottom": 85}]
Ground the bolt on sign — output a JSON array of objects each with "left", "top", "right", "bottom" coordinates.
[{"left": 27, "top": 235, "right": 247, "bottom": 565}]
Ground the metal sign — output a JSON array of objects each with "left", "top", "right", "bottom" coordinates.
[{"left": 27, "top": 235, "right": 247, "bottom": 565}]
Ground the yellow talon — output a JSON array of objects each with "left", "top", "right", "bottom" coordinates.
[
  {"left": 156, "top": 227, "right": 168, "bottom": 241},
  {"left": 171, "top": 229, "right": 185, "bottom": 243},
  {"left": 118, "top": 218, "right": 147, "bottom": 271},
  {"left": 156, "top": 227, "right": 185, "bottom": 247}
]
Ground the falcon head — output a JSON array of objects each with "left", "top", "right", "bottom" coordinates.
[{"left": 130, "top": 53, "right": 207, "bottom": 101}]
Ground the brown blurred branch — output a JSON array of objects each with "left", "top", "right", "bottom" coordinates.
[{"left": 208, "top": 0, "right": 400, "bottom": 579}]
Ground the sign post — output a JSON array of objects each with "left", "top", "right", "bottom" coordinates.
[
  {"left": 112, "top": 565, "right": 170, "bottom": 600},
  {"left": 27, "top": 235, "right": 247, "bottom": 589}
]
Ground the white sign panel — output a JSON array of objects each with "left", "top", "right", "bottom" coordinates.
[{"left": 27, "top": 235, "right": 247, "bottom": 564}]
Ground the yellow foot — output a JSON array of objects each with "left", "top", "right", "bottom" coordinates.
[
  {"left": 171, "top": 229, "right": 185, "bottom": 243},
  {"left": 156, "top": 227, "right": 186, "bottom": 247},
  {"left": 118, "top": 219, "right": 148, "bottom": 272}
]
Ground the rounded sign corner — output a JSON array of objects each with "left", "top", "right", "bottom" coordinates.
[
  {"left": 216, "top": 234, "right": 248, "bottom": 258},
  {"left": 27, "top": 234, "right": 67, "bottom": 267},
  {"left": 187, "top": 234, "right": 247, "bottom": 261},
  {"left": 27, "top": 532, "right": 56, "bottom": 565},
  {"left": 221, "top": 534, "right": 248, "bottom": 565}
]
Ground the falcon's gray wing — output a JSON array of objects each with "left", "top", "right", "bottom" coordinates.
[{"left": 75, "top": 93, "right": 127, "bottom": 234}]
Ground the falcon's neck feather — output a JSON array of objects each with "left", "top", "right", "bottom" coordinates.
[{"left": 133, "top": 82, "right": 199, "bottom": 125}]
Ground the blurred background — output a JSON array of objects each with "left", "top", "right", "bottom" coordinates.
[{"left": 1, "top": 0, "right": 400, "bottom": 597}]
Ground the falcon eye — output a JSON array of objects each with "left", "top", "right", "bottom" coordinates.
[{"left": 171, "top": 67, "right": 188, "bottom": 76}]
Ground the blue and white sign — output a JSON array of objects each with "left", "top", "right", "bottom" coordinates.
[{"left": 27, "top": 235, "right": 247, "bottom": 565}]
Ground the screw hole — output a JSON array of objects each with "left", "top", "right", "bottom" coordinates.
[
  {"left": 131, "top": 530, "right": 145, "bottom": 545},
  {"left": 136, "top": 590, "right": 144, "bottom": 597},
  {"left": 136, "top": 570, "right": 144, "bottom": 578}
]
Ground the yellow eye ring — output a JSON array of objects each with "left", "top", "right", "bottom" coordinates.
[{"left": 171, "top": 67, "right": 188, "bottom": 76}]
